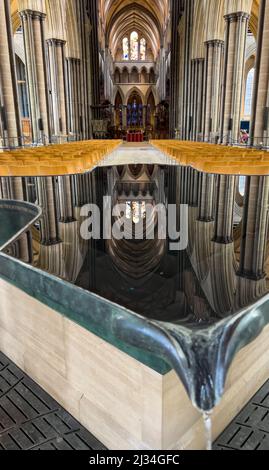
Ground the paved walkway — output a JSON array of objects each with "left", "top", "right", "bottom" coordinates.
[{"left": 0, "top": 352, "right": 106, "bottom": 451}]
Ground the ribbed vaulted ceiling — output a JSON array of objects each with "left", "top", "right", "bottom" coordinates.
[{"left": 100, "top": 0, "right": 169, "bottom": 60}]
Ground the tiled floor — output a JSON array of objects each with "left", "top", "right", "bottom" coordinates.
[{"left": 0, "top": 352, "right": 106, "bottom": 451}]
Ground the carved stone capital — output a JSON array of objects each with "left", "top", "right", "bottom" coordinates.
[{"left": 224, "top": 11, "right": 250, "bottom": 23}]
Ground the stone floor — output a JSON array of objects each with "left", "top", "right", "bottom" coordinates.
[
  {"left": 0, "top": 352, "right": 106, "bottom": 450},
  {"left": 100, "top": 142, "right": 175, "bottom": 166}
]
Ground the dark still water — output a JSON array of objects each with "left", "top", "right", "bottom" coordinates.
[
  {"left": 73, "top": 164, "right": 268, "bottom": 328},
  {"left": 3, "top": 164, "right": 268, "bottom": 329}
]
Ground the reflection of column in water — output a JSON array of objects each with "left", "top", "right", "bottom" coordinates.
[
  {"left": 238, "top": 176, "right": 269, "bottom": 280},
  {"left": 197, "top": 173, "right": 215, "bottom": 222},
  {"left": 36, "top": 176, "right": 60, "bottom": 245},
  {"left": 213, "top": 175, "right": 236, "bottom": 244}
]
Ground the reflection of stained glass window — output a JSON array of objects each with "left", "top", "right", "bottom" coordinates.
[
  {"left": 123, "top": 37, "right": 129, "bottom": 60},
  {"left": 130, "top": 31, "right": 139, "bottom": 60},
  {"left": 140, "top": 38, "right": 146, "bottom": 60}
]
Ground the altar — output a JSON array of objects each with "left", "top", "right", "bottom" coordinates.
[{"left": 127, "top": 130, "right": 144, "bottom": 142}]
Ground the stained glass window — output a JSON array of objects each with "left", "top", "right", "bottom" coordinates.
[
  {"left": 123, "top": 37, "right": 129, "bottom": 60},
  {"left": 140, "top": 38, "right": 146, "bottom": 61},
  {"left": 244, "top": 68, "right": 254, "bottom": 116},
  {"left": 130, "top": 31, "right": 139, "bottom": 60}
]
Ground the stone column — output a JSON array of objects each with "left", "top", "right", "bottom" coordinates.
[
  {"left": 122, "top": 106, "right": 127, "bottom": 128},
  {"left": 203, "top": 40, "right": 224, "bottom": 142},
  {"left": 182, "top": 0, "right": 194, "bottom": 140},
  {"left": 46, "top": 39, "right": 67, "bottom": 139},
  {"left": 169, "top": 0, "right": 183, "bottom": 137},
  {"left": 0, "top": 178, "right": 14, "bottom": 199},
  {"left": 250, "top": 0, "right": 269, "bottom": 147},
  {"left": 57, "top": 176, "right": 75, "bottom": 223},
  {"left": 188, "top": 168, "right": 199, "bottom": 207},
  {"left": 66, "top": 57, "right": 82, "bottom": 139},
  {"left": 220, "top": 12, "right": 250, "bottom": 144},
  {"left": 143, "top": 106, "right": 147, "bottom": 128},
  {"left": 213, "top": 175, "right": 236, "bottom": 243},
  {"left": 37, "top": 177, "right": 60, "bottom": 245},
  {"left": 197, "top": 173, "right": 215, "bottom": 222},
  {"left": 20, "top": 9, "right": 51, "bottom": 144},
  {"left": 71, "top": 174, "right": 91, "bottom": 208},
  {"left": 238, "top": 176, "right": 269, "bottom": 280},
  {"left": 190, "top": 58, "right": 204, "bottom": 141},
  {"left": 88, "top": 0, "right": 100, "bottom": 120},
  {"left": 0, "top": 0, "right": 22, "bottom": 148}
]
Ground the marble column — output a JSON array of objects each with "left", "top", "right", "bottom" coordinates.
[
  {"left": 20, "top": 9, "right": 51, "bottom": 144},
  {"left": 238, "top": 176, "right": 269, "bottom": 280},
  {"left": 0, "top": 0, "right": 22, "bottom": 148},
  {"left": 203, "top": 40, "right": 224, "bottom": 142},
  {"left": 250, "top": 0, "right": 269, "bottom": 147},
  {"left": 198, "top": 173, "right": 215, "bottom": 222},
  {"left": 213, "top": 175, "right": 236, "bottom": 243},
  {"left": 37, "top": 177, "right": 60, "bottom": 245},
  {"left": 220, "top": 12, "right": 250, "bottom": 144},
  {"left": 46, "top": 39, "right": 67, "bottom": 139}
]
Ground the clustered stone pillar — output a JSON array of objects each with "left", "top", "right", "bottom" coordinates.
[
  {"left": 169, "top": 0, "right": 183, "bottom": 137},
  {"left": 197, "top": 173, "right": 215, "bottom": 222},
  {"left": 220, "top": 12, "right": 250, "bottom": 144},
  {"left": 188, "top": 168, "right": 199, "bottom": 207},
  {"left": 238, "top": 176, "right": 269, "bottom": 280},
  {"left": 20, "top": 9, "right": 51, "bottom": 145},
  {"left": 181, "top": 0, "right": 194, "bottom": 140},
  {"left": 65, "top": 57, "right": 82, "bottom": 139},
  {"left": 57, "top": 176, "right": 75, "bottom": 223},
  {"left": 190, "top": 58, "right": 204, "bottom": 141},
  {"left": 213, "top": 175, "right": 236, "bottom": 243},
  {"left": 0, "top": 0, "right": 22, "bottom": 148},
  {"left": 0, "top": 177, "right": 13, "bottom": 199},
  {"left": 46, "top": 39, "right": 67, "bottom": 139},
  {"left": 71, "top": 174, "right": 90, "bottom": 208},
  {"left": 37, "top": 177, "right": 60, "bottom": 245},
  {"left": 203, "top": 40, "right": 224, "bottom": 143},
  {"left": 88, "top": 0, "right": 101, "bottom": 120},
  {"left": 250, "top": 0, "right": 269, "bottom": 147}
]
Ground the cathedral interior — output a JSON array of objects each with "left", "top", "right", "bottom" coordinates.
[{"left": 1, "top": 0, "right": 269, "bottom": 453}]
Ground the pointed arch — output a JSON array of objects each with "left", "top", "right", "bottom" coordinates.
[
  {"left": 130, "top": 66, "right": 139, "bottom": 83},
  {"left": 125, "top": 86, "right": 144, "bottom": 105}
]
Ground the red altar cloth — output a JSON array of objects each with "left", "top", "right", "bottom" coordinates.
[{"left": 127, "top": 131, "right": 143, "bottom": 143}]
